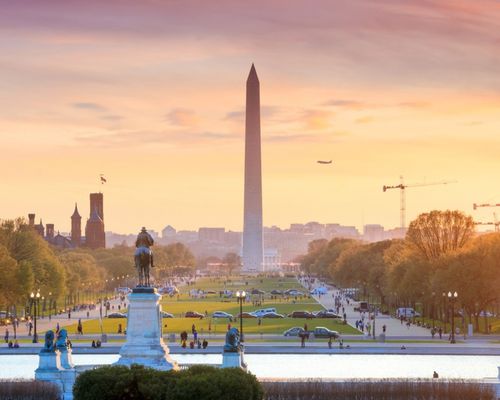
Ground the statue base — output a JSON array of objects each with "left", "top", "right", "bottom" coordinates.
[
  {"left": 116, "top": 291, "right": 178, "bottom": 370},
  {"left": 222, "top": 349, "right": 247, "bottom": 370}
]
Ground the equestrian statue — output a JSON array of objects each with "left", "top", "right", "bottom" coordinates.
[{"left": 134, "top": 227, "right": 155, "bottom": 287}]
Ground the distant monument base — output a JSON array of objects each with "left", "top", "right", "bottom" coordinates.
[
  {"left": 116, "top": 288, "right": 178, "bottom": 370},
  {"left": 222, "top": 349, "right": 247, "bottom": 371}
]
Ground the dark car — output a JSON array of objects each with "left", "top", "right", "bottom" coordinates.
[
  {"left": 251, "top": 289, "right": 266, "bottom": 295},
  {"left": 288, "top": 311, "right": 315, "bottom": 319},
  {"left": 107, "top": 312, "right": 127, "bottom": 318},
  {"left": 262, "top": 312, "right": 285, "bottom": 318},
  {"left": 311, "top": 327, "right": 339, "bottom": 339},
  {"left": 185, "top": 311, "right": 204, "bottom": 318},
  {"left": 237, "top": 312, "right": 257, "bottom": 318},
  {"left": 271, "top": 290, "right": 283, "bottom": 295},
  {"left": 314, "top": 310, "right": 341, "bottom": 319}
]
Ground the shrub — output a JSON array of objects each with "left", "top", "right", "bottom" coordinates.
[
  {"left": 262, "top": 379, "right": 496, "bottom": 400},
  {"left": 73, "top": 365, "right": 263, "bottom": 400},
  {"left": 0, "top": 380, "right": 60, "bottom": 400}
]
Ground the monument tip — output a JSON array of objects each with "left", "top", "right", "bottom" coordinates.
[{"left": 247, "top": 63, "right": 259, "bottom": 83}]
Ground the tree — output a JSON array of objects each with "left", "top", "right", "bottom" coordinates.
[
  {"left": 222, "top": 252, "right": 241, "bottom": 276},
  {"left": 406, "top": 210, "right": 475, "bottom": 261}
]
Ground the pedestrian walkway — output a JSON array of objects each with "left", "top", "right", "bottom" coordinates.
[
  {"left": 301, "top": 278, "right": 432, "bottom": 338},
  {"left": 5, "top": 295, "right": 125, "bottom": 339}
]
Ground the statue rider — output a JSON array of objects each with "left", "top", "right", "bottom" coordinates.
[{"left": 135, "top": 227, "right": 154, "bottom": 268}]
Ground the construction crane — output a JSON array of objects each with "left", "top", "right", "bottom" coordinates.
[
  {"left": 473, "top": 202, "right": 500, "bottom": 210},
  {"left": 474, "top": 213, "right": 500, "bottom": 232},
  {"left": 382, "top": 176, "right": 457, "bottom": 229}
]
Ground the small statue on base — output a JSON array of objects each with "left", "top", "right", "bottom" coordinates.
[
  {"left": 56, "top": 329, "right": 69, "bottom": 350},
  {"left": 223, "top": 327, "right": 241, "bottom": 353},
  {"left": 134, "top": 227, "right": 155, "bottom": 287},
  {"left": 42, "top": 330, "right": 55, "bottom": 353}
]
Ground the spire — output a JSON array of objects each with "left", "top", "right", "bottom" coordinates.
[
  {"left": 71, "top": 203, "right": 81, "bottom": 218},
  {"left": 247, "top": 63, "right": 259, "bottom": 84}
]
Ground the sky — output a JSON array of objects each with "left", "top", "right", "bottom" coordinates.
[{"left": 1, "top": 0, "right": 500, "bottom": 234}]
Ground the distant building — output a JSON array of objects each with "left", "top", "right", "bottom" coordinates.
[
  {"left": 199, "top": 227, "right": 225, "bottom": 243},
  {"left": 28, "top": 191, "right": 106, "bottom": 249},
  {"left": 264, "top": 248, "right": 281, "bottom": 271},
  {"left": 161, "top": 225, "right": 176, "bottom": 238},
  {"left": 363, "top": 224, "right": 385, "bottom": 243}
]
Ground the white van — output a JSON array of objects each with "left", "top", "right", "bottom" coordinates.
[
  {"left": 396, "top": 307, "right": 420, "bottom": 318},
  {"left": 253, "top": 308, "right": 277, "bottom": 317}
]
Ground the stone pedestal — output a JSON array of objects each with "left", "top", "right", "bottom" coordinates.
[
  {"left": 59, "top": 348, "right": 75, "bottom": 369},
  {"left": 116, "top": 288, "right": 178, "bottom": 370},
  {"left": 222, "top": 351, "right": 247, "bottom": 370}
]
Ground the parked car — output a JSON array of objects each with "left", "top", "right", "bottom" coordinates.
[
  {"left": 185, "top": 311, "right": 204, "bottom": 318},
  {"left": 237, "top": 312, "right": 257, "bottom": 318},
  {"left": 262, "top": 312, "right": 285, "bottom": 319},
  {"left": 288, "top": 311, "right": 315, "bottom": 319},
  {"left": 396, "top": 307, "right": 420, "bottom": 318},
  {"left": 206, "top": 290, "right": 217, "bottom": 294},
  {"left": 253, "top": 308, "right": 277, "bottom": 317},
  {"left": 270, "top": 290, "right": 283, "bottom": 295},
  {"left": 310, "top": 327, "right": 339, "bottom": 339},
  {"left": 161, "top": 311, "right": 174, "bottom": 318},
  {"left": 283, "top": 327, "right": 309, "bottom": 337},
  {"left": 251, "top": 289, "right": 266, "bottom": 295},
  {"left": 284, "top": 289, "right": 304, "bottom": 296},
  {"left": 310, "top": 287, "right": 328, "bottom": 295},
  {"left": 108, "top": 312, "right": 127, "bottom": 319},
  {"left": 314, "top": 310, "right": 341, "bottom": 319},
  {"left": 212, "top": 311, "right": 233, "bottom": 319}
]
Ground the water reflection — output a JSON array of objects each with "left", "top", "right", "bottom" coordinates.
[{"left": 0, "top": 354, "right": 498, "bottom": 380}]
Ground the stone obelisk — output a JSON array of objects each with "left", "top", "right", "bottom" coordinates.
[{"left": 242, "top": 64, "right": 264, "bottom": 272}]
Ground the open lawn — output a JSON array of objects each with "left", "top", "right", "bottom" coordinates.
[{"left": 65, "top": 277, "right": 359, "bottom": 336}]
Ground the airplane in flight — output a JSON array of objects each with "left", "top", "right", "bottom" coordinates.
[{"left": 317, "top": 160, "right": 332, "bottom": 164}]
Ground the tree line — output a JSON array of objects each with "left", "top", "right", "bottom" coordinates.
[
  {"left": 300, "top": 210, "right": 500, "bottom": 333},
  {"left": 0, "top": 218, "right": 196, "bottom": 316}
]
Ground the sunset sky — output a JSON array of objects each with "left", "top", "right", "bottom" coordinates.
[{"left": 1, "top": 0, "right": 500, "bottom": 234}]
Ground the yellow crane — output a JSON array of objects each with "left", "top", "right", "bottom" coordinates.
[{"left": 383, "top": 176, "right": 457, "bottom": 229}]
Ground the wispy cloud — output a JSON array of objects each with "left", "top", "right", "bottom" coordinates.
[
  {"left": 301, "top": 110, "right": 333, "bottom": 131},
  {"left": 74, "top": 129, "right": 238, "bottom": 148},
  {"left": 166, "top": 108, "right": 199, "bottom": 127},
  {"left": 356, "top": 116, "right": 375, "bottom": 124},
  {"left": 323, "top": 99, "right": 367, "bottom": 109},
  {"left": 71, "top": 102, "right": 107, "bottom": 112}
]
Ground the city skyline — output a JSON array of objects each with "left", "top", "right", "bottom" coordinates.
[{"left": 1, "top": 1, "right": 500, "bottom": 233}]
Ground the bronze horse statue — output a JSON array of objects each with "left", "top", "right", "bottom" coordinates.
[
  {"left": 134, "top": 247, "right": 152, "bottom": 287},
  {"left": 134, "top": 227, "right": 154, "bottom": 287}
]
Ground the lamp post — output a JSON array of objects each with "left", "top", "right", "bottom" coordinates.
[
  {"left": 48, "top": 292, "right": 52, "bottom": 320},
  {"left": 442, "top": 292, "right": 447, "bottom": 333},
  {"left": 236, "top": 290, "right": 246, "bottom": 342},
  {"left": 431, "top": 292, "right": 435, "bottom": 329},
  {"left": 448, "top": 291, "right": 458, "bottom": 344},
  {"left": 30, "top": 291, "right": 40, "bottom": 343}
]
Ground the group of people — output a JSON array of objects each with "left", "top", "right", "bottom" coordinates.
[
  {"left": 4, "top": 328, "right": 19, "bottom": 348},
  {"left": 180, "top": 327, "right": 209, "bottom": 349}
]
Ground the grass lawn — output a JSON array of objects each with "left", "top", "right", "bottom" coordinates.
[{"left": 65, "top": 277, "right": 360, "bottom": 336}]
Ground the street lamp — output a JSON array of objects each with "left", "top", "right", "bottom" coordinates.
[
  {"left": 448, "top": 291, "right": 458, "bottom": 344},
  {"left": 236, "top": 290, "right": 246, "bottom": 343},
  {"left": 442, "top": 292, "right": 447, "bottom": 333},
  {"left": 48, "top": 292, "right": 52, "bottom": 320},
  {"left": 30, "top": 291, "right": 41, "bottom": 343}
]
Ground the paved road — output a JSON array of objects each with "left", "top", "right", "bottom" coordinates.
[{"left": 303, "top": 278, "right": 450, "bottom": 338}]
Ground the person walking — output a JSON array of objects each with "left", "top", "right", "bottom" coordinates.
[
  {"left": 438, "top": 327, "right": 443, "bottom": 339},
  {"left": 77, "top": 319, "right": 83, "bottom": 335},
  {"left": 4, "top": 328, "right": 9, "bottom": 343}
]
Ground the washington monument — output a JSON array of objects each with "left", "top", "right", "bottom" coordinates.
[{"left": 242, "top": 64, "right": 264, "bottom": 272}]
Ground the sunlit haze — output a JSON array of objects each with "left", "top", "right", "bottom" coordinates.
[{"left": 1, "top": 0, "right": 500, "bottom": 233}]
